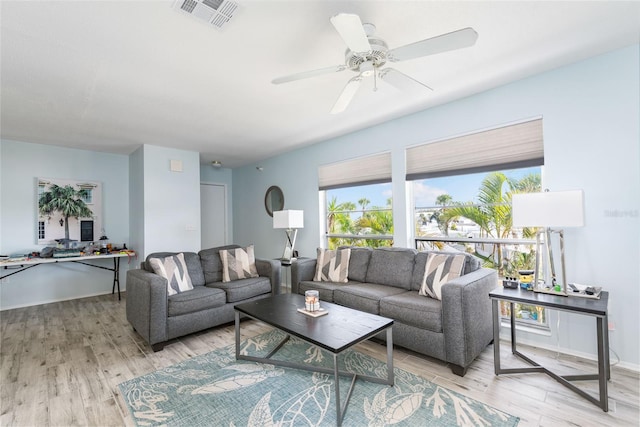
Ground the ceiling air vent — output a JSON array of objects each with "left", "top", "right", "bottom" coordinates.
[{"left": 173, "top": 0, "right": 239, "bottom": 29}]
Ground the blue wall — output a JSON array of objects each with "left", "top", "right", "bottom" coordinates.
[
  {"left": 0, "top": 140, "right": 131, "bottom": 308},
  {"left": 141, "top": 145, "right": 201, "bottom": 255},
  {"left": 232, "top": 45, "right": 640, "bottom": 369}
]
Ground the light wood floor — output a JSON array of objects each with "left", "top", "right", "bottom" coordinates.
[{"left": 1, "top": 293, "right": 638, "bottom": 426}]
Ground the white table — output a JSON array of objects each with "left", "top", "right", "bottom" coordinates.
[{"left": 1, "top": 252, "right": 136, "bottom": 300}]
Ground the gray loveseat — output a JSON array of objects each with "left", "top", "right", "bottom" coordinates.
[
  {"left": 126, "top": 245, "right": 281, "bottom": 351},
  {"left": 291, "top": 247, "right": 497, "bottom": 376}
]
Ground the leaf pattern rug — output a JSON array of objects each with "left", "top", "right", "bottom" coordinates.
[{"left": 119, "top": 330, "right": 519, "bottom": 426}]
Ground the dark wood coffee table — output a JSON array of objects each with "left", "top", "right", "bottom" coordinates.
[{"left": 234, "top": 293, "right": 394, "bottom": 426}]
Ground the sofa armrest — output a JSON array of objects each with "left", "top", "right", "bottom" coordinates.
[
  {"left": 125, "top": 268, "right": 169, "bottom": 346},
  {"left": 441, "top": 267, "right": 498, "bottom": 369},
  {"left": 291, "top": 258, "right": 317, "bottom": 294},
  {"left": 255, "top": 258, "right": 282, "bottom": 294}
]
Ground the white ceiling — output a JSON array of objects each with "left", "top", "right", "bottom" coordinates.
[{"left": 1, "top": 1, "right": 639, "bottom": 168}]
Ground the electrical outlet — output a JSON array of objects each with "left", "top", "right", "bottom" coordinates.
[{"left": 608, "top": 322, "right": 615, "bottom": 331}]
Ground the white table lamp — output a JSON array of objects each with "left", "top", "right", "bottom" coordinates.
[
  {"left": 273, "top": 210, "right": 304, "bottom": 264},
  {"left": 512, "top": 190, "right": 584, "bottom": 295}
]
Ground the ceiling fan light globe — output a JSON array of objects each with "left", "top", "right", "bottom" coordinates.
[{"left": 360, "top": 61, "right": 375, "bottom": 76}]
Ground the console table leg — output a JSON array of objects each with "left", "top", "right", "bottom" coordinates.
[
  {"left": 492, "top": 299, "right": 501, "bottom": 374},
  {"left": 597, "top": 316, "right": 609, "bottom": 411},
  {"left": 510, "top": 302, "right": 517, "bottom": 354}
]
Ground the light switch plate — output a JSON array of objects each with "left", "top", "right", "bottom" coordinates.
[{"left": 170, "top": 159, "right": 183, "bottom": 172}]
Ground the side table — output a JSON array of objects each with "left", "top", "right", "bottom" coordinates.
[
  {"left": 489, "top": 287, "right": 610, "bottom": 411},
  {"left": 275, "top": 257, "right": 309, "bottom": 293}
]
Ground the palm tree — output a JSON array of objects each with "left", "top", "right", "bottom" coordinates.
[
  {"left": 39, "top": 184, "right": 94, "bottom": 243},
  {"left": 327, "top": 196, "right": 341, "bottom": 234},
  {"left": 443, "top": 173, "right": 513, "bottom": 273},
  {"left": 327, "top": 199, "right": 358, "bottom": 249},
  {"left": 430, "top": 193, "right": 454, "bottom": 235},
  {"left": 443, "top": 172, "right": 541, "bottom": 274},
  {"left": 356, "top": 198, "right": 394, "bottom": 247}
]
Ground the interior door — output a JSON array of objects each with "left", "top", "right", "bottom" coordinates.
[{"left": 200, "top": 183, "right": 227, "bottom": 249}]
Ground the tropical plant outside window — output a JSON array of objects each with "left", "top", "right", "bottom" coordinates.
[
  {"left": 413, "top": 167, "right": 548, "bottom": 329},
  {"left": 324, "top": 183, "right": 393, "bottom": 249}
]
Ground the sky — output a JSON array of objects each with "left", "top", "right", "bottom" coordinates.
[{"left": 327, "top": 166, "right": 541, "bottom": 210}]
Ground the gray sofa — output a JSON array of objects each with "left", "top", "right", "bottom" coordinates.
[
  {"left": 291, "top": 247, "right": 497, "bottom": 376},
  {"left": 126, "top": 245, "right": 281, "bottom": 351}
]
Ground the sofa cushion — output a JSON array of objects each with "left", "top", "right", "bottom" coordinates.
[
  {"left": 334, "top": 283, "right": 407, "bottom": 315},
  {"left": 411, "top": 251, "right": 480, "bottom": 291},
  {"left": 339, "top": 246, "right": 372, "bottom": 282},
  {"left": 419, "top": 253, "right": 466, "bottom": 300},
  {"left": 219, "top": 245, "right": 259, "bottom": 282},
  {"left": 168, "top": 286, "right": 226, "bottom": 317},
  {"left": 380, "top": 291, "right": 443, "bottom": 333},
  {"left": 207, "top": 277, "right": 271, "bottom": 303},
  {"left": 314, "top": 248, "right": 351, "bottom": 283},
  {"left": 146, "top": 252, "right": 205, "bottom": 286},
  {"left": 298, "top": 280, "right": 352, "bottom": 303},
  {"left": 198, "top": 245, "right": 241, "bottom": 283},
  {"left": 364, "top": 247, "right": 416, "bottom": 290},
  {"left": 148, "top": 253, "right": 194, "bottom": 296}
]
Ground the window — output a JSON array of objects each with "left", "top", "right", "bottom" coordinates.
[
  {"left": 319, "top": 152, "right": 393, "bottom": 249},
  {"left": 324, "top": 183, "right": 393, "bottom": 248},
  {"left": 38, "top": 221, "right": 45, "bottom": 240},
  {"left": 407, "top": 118, "right": 547, "bottom": 330},
  {"left": 80, "top": 188, "right": 93, "bottom": 204},
  {"left": 412, "top": 167, "right": 547, "bottom": 329}
]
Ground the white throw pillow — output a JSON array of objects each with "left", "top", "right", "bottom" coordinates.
[
  {"left": 419, "top": 253, "right": 466, "bottom": 300},
  {"left": 314, "top": 248, "right": 351, "bottom": 283},
  {"left": 149, "top": 253, "right": 194, "bottom": 296},
  {"left": 219, "top": 245, "right": 259, "bottom": 282}
]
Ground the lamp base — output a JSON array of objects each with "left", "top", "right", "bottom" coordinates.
[{"left": 281, "top": 229, "right": 298, "bottom": 264}]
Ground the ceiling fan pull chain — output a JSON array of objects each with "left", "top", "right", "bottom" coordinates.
[{"left": 373, "top": 69, "right": 378, "bottom": 92}]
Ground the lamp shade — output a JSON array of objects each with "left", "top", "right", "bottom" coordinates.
[
  {"left": 273, "top": 210, "right": 304, "bottom": 229},
  {"left": 512, "top": 190, "right": 584, "bottom": 228}
]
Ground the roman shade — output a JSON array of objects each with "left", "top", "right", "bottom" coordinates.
[
  {"left": 319, "top": 151, "right": 391, "bottom": 190},
  {"left": 406, "top": 118, "right": 544, "bottom": 180}
]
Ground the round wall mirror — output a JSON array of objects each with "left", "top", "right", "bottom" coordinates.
[{"left": 264, "top": 186, "right": 284, "bottom": 217}]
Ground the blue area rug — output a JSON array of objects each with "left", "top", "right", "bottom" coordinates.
[{"left": 119, "top": 330, "right": 519, "bottom": 426}]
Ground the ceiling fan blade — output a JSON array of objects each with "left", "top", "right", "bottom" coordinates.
[
  {"left": 330, "top": 75, "right": 363, "bottom": 114},
  {"left": 388, "top": 27, "right": 478, "bottom": 62},
  {"left": 330, "top": 13, "right": 371, "bottom": 53},
  {"left": 272, "top": 65, "right": 346, "bottom": 84},
  {"left": 379, "top": 68, "right": 433, "bottom": 92}
]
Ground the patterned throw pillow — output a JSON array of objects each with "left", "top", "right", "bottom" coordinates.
[
  {"left": 419, "top": 253, "right": 466, "bottom": 300},
  {"left": 219, "top": 245, "right": 259, "bottom": 282},
  {"left": 314, "top": 248, "right": 351, "bottom": 283},
  {"left": 149, "top": 253, "right": 194, "bottom": 296}
]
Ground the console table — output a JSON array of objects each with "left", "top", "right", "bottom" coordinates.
[
  {"left": 489, "top": 287, "right": 610, "bottom": 411},
  {"left": 1, "top": 252, "right": 136, "bottom": 300}
]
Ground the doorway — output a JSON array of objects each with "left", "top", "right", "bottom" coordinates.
[{"left": 200, "top": 183, "right": 227, "bottom": 249}]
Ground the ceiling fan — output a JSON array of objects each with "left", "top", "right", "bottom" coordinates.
[{"left": 272, "top": 13, "right": 478, "bottom": 114}]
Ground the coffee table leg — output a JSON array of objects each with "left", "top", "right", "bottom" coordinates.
[
  {"left": 386, "top": 327, "right": 394, "bottom": 385},
  {"left": 234, "top": 311, "right": 240, "bottom": 359},
  {"left": 334, "top": 353, "right": 342, "bottom": 426}
]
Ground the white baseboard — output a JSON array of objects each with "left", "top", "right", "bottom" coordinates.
[{"left": 0, "top": 289, "right": 125, "bottom": 311}]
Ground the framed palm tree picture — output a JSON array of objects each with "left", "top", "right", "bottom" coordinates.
[{"left": 37, "top": 178, "right": 103, "bottom": 246}]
